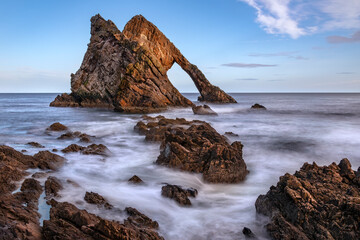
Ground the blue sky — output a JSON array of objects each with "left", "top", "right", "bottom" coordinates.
[{"left": 0, "top": 0, "right": 359, "bottom": 93}]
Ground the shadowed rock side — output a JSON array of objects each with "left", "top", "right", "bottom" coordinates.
[
  {"left": 51, "top": 14, "right": 235, "bottom": 113},
  {"left": 256, "top": 159, "right": 360, "bottom": 240},
  {"left": 135, "top": 116, "right": 248, "bottom": 183}
]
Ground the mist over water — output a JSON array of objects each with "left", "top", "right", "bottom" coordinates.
[{"left": 1, "top": 93, "right": 359, "bottom": 240}]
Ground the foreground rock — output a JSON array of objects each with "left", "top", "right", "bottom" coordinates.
[
  {"left": 251, "top": 103, "right": 266, "bottom": 110},
  {"left": 51, "top": 14, "right": 235, "bottom": 113},
  {"left": 61, "top": 143, "right": 110, "bottom": 156},
  {"left": 135, "top": 116, "right": 248, "bottom": 183},
  {"left": 42, "top": 200, "right": 164, "bottom": 240},
  {"left": 256, "top": 159, "right": 360, "bottom": 240},
  {"left": 45, "top": 176, "right": 63, "bottom": 198},
  {"left": 161, "top": 184, "right": 198, "bottom": 206},
  {"left": 0, "top": 146, "right": 48, "bottom": 239},
  {"left": 192, "top": 104, "right": 218, "bottom": 115}
]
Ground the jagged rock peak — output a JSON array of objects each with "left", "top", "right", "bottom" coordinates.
[{"left": 50, "top": 14, "right": 236, "bottom": 113}]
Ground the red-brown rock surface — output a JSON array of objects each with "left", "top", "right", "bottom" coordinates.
[
  {"left": 42, "top": 200, "right": 164, "bottom": 240},
  {"left": 256, "top": 159, "right": 360, "bottom": 240},
  {"left": 50, "top": 14, "right": 235, "bottom": 113},
  {"left": 135, "top": 116, "right": 248, "bottom": 183}
]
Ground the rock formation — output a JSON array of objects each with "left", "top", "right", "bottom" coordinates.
[
  {"left": 135, "top": 116, "right": 248, "bottom": 183},
  {"left": 50, "top": 14, "right": 236, "bottom": 113},
  {"left": 251, "top": 103, "right": 266, "bottom": 110},
  {"left": 256, "top": 159, "right": 360, "bottom": 240}
]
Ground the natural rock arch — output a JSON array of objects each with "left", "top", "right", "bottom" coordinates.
[{"left": 51, "top": 14, "right": 236, "bottom": 113}]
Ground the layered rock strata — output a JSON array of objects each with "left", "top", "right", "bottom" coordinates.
[
  {"left": 51, "top": 14, "right": 236, "bottom": 113},
  {"left": 256, "top": 159, "right": 360, "bottom": 240}
]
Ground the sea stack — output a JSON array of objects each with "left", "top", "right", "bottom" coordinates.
[{"left": 50, "top": 14, "right": 236, "bottom": 113}]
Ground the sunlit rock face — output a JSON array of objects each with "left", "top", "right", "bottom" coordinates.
[{"left": 50, "top": 14, "right": 236, "bottom": 113}]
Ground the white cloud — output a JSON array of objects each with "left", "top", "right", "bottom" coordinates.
[
  {"left": 239, "top": 0, "right": 310, "bottom": 38},
  {"left": 320, "top": 0, "right": 360, "bottom": 30},
  {"left": 239, "top": 0, "right": 360, "bottom": 38}
]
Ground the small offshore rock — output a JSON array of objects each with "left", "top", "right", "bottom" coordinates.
[
  {"left": 192, "top": 105, "right": 218, "bottom": 115},
  {"left": 250, "top": 103, "right": 266, "bottom": 110},
  {"left": 27, "top": 142, "right": 45, "bottom": 148},
  {"left": 161, "top": 184, "right": 198, "bottom": 206},
  {"left": 128, "top": 175, "right": 144, "bottom": 184},
  {"left": 47, "top": 122, "right": 68, "bottom": 131},
  {"left": 57, "top": 132, "right": 75, "bottom": 140},
  {"left": 225, "top": 131, "right": 239, "bottom": 137},
  {"left": 243, "top": 227, "right": 255, "bottom": 238}
]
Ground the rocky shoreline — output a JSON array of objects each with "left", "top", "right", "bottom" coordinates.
[{"left": 1, "top": 13, "right": 359, "bottom": 240}]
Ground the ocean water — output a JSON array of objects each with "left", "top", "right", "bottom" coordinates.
[{"left": 1, "top": 93, "right": 360, "bottom": 239}]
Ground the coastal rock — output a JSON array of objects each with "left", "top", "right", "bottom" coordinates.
[
  {"left": 42, "top": 200, "right": 164, "bottom": 240},
  {"left": 61, "top": 143, "right": 109, "bottom": 156},
  {"left": 0, "top": 145, "right": 64, "bottom": 172},
  {"left": 0, "top": 178, "right": 43, "bottom": 240},
  {"left": 27, "top": 141, "right": 45, "bottom": 148},
  {"left": 51, "top": 14, "right": 235, "bottom": 113},
  {"left": 33, "top": 150, "right": 66, "bottom": 170},
  {"left": 128, "top": 175, "right": 144, "bottom": 184},
  {"left": 251, "top": 103, "right": 266, "bottom": 110},
  {"left": 47, "top": 122, "right": 68, "bottom": 131},
  {"left": 135, "top": 117, "right": 248, "bottom": 183},
  {"left": 125, "top": 207, "right": 159, "bottom": 229},
  {"left": 256, "top": 159, "right": 360, "bottom": 240},
  {"left": 161, "top": 184, "right": 198, "bottom": 206},
  {"left": 192, "top": 104, "right": 218, "bottom": 115},
  {"left": 225, "top": 131, "right": 239, "bottom": 137},
  {"left": 242, "top": 227, "right": 256, "bottom": 238},
  {"left": 84, "top": 191, "right": 113, "bottom": 209},
  {"left": 45, "top": 176, "right": 63, "bottom": 198},
  {"left": 58, "top": 131, "right": 92, "bottom": 142}
]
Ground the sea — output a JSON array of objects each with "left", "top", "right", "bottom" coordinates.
[{"left": 0, "top": 93, "right": 359, "bottom": 240}]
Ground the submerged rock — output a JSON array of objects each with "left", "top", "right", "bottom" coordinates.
[
  {"left": 242, "top": 227, "right": 256, "bottom": 238},
  {"left": 128, "top": 175, "right": 144, "bottom": 184},
  {"left": 61, "top": 143, "right": 110, "bottom": 156},
  {"left": 161, "top": 184, "right": 198, "bottom": 206},
  {"left": 51, "top": 14, "right": 235, "bottom": 113},
  {"left": 27, "top": 142, "right": 45, "bottom": 148},
  {"left": 47, "top": 122, "right": 68, "bottom": 131},
  {"left": 250, "top": 103, "right": 266, "bottom": 110},
  {"left": 256, "top": 159, "right": 360, "bottom": 240},
  {"left": 225, "top": 131, "right": 239, "bottom": 137},
  {"left": 42, "top": 200, "right": 164, "bottom": 240},
  {"left": 192, "top": 105, "right": 218, "bottom": 115}
]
